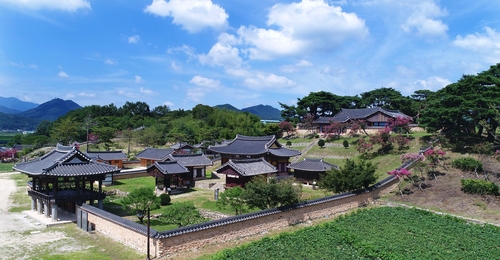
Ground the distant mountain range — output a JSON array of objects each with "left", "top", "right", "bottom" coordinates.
[
  {"left": 0, "top": 96, "right": 282, "bottom": 131},
  {"left": 0, "top": 97, "right": 81, "bottom": 130},
  {"left": 214, "top": 104, "right": 282, "bottom": 121}
]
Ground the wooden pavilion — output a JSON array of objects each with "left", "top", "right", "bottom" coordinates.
[
  {"left": 13, "top": 144, "right": 120, "bottom": 222},
  {"left": 216, "top": 158, "right": 278, "bottom": 188},
  {"left": 287, "top": 158, "right": 338, "bottom": 185},
  {"left": 147, "top": 161, "right": 192, "bottom": 192}
]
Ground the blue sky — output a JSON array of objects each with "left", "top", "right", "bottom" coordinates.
[{"left": 1, "top": 0, "right": 500, "bottom": 110}]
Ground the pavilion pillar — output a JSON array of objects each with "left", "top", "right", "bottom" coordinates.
[
  {"left": 31, "top": 197, "right": 36, "bottom": 211},
  {"left": 51, "top": 200, "right": 58, "bottom": 222},
  {"left": 37, "top": 199, "right": 43, "bottom": 214},
  {"left": 98, "top": 200, "right": 103, "bottom": 209},
  {"left": 44, "top": 202, "right": 49, "bottom": 218}
]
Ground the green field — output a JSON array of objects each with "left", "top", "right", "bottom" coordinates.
[{"left": 210, "top": 207, "right": 500, "bottom": 259}]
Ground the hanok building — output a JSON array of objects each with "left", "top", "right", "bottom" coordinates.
[
  {"left": 287, "top": 158, "right": 339, "bottom": 185},
  {"left": 85, "top": 150, "right": 128, "bottom": 168},
  {"left": 170, "top": 142, "right": 195, "bottom": 154},
  {"left": 314, "top": 107, "right": 411, "bottom": 134},
  {"left": 135, "top": 148, "right": 175, "bottom": 167},
  {"left": 147, "top": 161, "right": 191, "bottom": 191},
  {"left": 166, "top": 153, "right": 213, "bottom": 179},
  {"left": 216, "top": 158, "right": 278, "bottom": 187},
  {"left": 208, "top": 135, "right": 300, "bottom": 176},
  {"left": 13, "top": 144, "right": 120, "bottom": 222}
]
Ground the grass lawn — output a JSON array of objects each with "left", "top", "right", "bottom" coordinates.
[{"left": 0, "top": 162, "right": 15, "bottom": 172}]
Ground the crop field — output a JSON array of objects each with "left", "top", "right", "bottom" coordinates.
[{"left": 210, "top": 206, "right": 500, "bottom": 259}]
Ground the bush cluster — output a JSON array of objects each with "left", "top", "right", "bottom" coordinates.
[
  {"left": 460, "top": 179, "right": 499, "bottom": 195},
  {"left": 452, "top": 157, "right": 483, "bottom": 172},
  {"left": 159, "top": 193, "right": 171, "bottom": 205}
]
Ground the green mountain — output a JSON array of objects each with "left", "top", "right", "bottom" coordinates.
[
  {"left": 0, "top": 96, "right": 38, "bottom": 113},
  {"left": 18, "top": 98, "right": 81, "bottom": 121},
  {"left": 214, "top": 104, "right": 282, "bottom": 121},
  {"left": 0, "top": 112, "right": 41, "bottom": 131}
]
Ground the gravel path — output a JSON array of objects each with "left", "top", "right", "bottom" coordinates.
[{"left": 0, "top": 172, "right": 79, "bottom": 259}]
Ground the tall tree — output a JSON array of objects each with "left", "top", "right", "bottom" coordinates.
[
  {"left": 420, "top": 63, "right": 500, "bottom": 141},
  {"left": 216, "top": 186, "right": 247, "bottom": 215},
  {"left": 297, "top": 91, "right": 359, "bottom": 119},
  {"left": 160, "top": 201, "right": 208, "bottom": 227},
  {"left": 242, "top": 176, "right": 302, "bottom": 210},
  {"left": 51, "top": 117, "right": 80, "bottom": 145}
]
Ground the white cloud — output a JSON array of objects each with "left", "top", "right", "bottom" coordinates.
[
  {"left": 144, "top": 0, "right": 228, "bottom": 33},
  {"left": 243, "top": 72, "right": 296, "bottom": 90},
  {"left": 117, "top": 90, "right": 137, "bottom": 98},
  {"left": 320, "top": 66, "right": 347, "bottom": 75},
  {"left": 187, "top": 88, "right": 205, "bottom": 102},
  {"left": 189, "top": 75, "right": 222, "bottom": 89},
  {"left": 135, "top": 75, "right": 142, "bottom": 83},
  {"left": 104, "top": 59, "right": 117, "bottom": 65},
  {"left": 453, "top": 27, "right": 500, "bottom": 63},
  {"left": 401, "top": 1, "right": 448, "bottom": 38},
  {"left": 280, "top": 59, "right": 313, "bottom": 73},
  {"left": 163, "top": 101, "right": 174, "bottom": 107},
  {"left": 77, "top": 92, "right": 96, "bottom": 97},
  {"left": 238, "top": 0, "right": 368, "bottom": 59},
  {"left": 58, "top": 71, "right": 69, "bottom": 78},
  {"left": 140, "top": 87, "right": 154, "bottom": 95},
  {"left": 128, "top": 35, "right": 140, "bottom": 44},
  {"left": 171, "top": 61, "right": 181, "bottom": 71},
  {"left": 65, "top": 93, "right": 75, "bottom": 98},
  {"left": 406, "top": 76, "right": 451, "bottom": 93},
  {"left": 0, "top": 0, "right": 91, "bottom": 11},
  {"left": 199, "top": 41, "right": 242, "bottom": 68}
]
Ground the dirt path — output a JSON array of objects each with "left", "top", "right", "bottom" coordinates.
[{"left": 0, "top": 173, "right": 79, "bottom": 259}]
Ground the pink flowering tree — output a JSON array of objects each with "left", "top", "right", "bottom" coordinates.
[
  {"left": 387, "top": 168, "right": 412, "bottom": 197},
  {"left": 401, "top": 153, "right": 426, "bottom": 190},
  {"left": 279, "top": 121, "right": 295, "bottom": 137},
  {"left": 423, "top": 148, "right": 447, "bottom": 180},
  {"left": 386, "top": 116, "right": 412, "bottom": 135},
  {"left": 349, "top": 119, "right": 369, "bottom": 136},
  {"left": 356, "top": 138, "right": 373, "bottom": 156},
  {"left": 323, "top": 121, "right": 346, "bottom": 140}
]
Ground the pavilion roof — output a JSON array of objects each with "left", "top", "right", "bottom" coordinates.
[
  {"left": 314, "top": 107, "right": 410, "bottom": 124},
  {"left": 147, "top": 161, "right": 189, "bottom": 176},
  {"left": 13, "top": 144, "right": 119, "bottom": 176}
]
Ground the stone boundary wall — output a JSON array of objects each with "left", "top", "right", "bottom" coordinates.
[
  {"left": 113, "top": 170, "right": 149, "bottom": 180},
  {"left": 80, "top": 175, "right": 399, "bottom": 258}
]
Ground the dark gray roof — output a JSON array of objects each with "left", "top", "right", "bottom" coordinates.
[
  {"left": 85, "top": 151, "right": 128, "bottom": 161},
  {"left": 147, "top": 161, "right": 189, "bottom": 175},
  {"left": 216, "top": 158, "right": 277, "bottom": 176},
  {"left": 208, "top": 134, "right": 300, "bottom": 157},
  {"left": 170, "top": 142, "right": 194, "bottom": 150},
  {"left": 287, "top": 158, "right": 338, "bottom": 172},
  {"left": 314, "top": 107, "right": 410, "bottom": 124},
  {"left": 13, "top": 144, "right": 119, "bottom": 176},
  {"left": 135, "top": 148, "right": 175, "bottom": 160},
  {"left": 166, "top": 154, "right": 212, "bottom": 167}
]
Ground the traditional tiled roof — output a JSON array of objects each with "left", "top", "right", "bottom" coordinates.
[
  {"left": 135, "top": 148, "right": 175, "bottom": 160},
  {"left": 147, "top": 161, "right": 189, "bottom": 176},
  {"left": 315, "top": 107, "right": 411, "bottom": 124},
  {"left": 170, "top": 142, "right": 194, "bottom": 150},
  {"left": 208, "top": 135, "right": 300, "bottom": 157},
  {"left": 287, "top": 158, "right": 338, "bottom": 172},
  {"left": 166, "top": 154, "right": 212, "bottom": 167},
  {"left": 13, "top": 144, "right": 119, "bottom": 176},
  {"left": 85, "top": 150, "right": 128, "bottom": 161},
  {"left": 216, "top": 158, "right": 277, "bottom": 176}
]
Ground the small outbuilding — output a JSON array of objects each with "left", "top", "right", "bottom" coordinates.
[
  {"left": 135, "top": 148, "right": 175, "bottom": 167},
  {"left": 166, "top": 153, "right": 213, "bottom": 179},
  {"left": 287, "top": 158, "right": 339, "bottom": 185},
  {"left": 85, "top": 150, "right": 128, "bottom": 168},
  {"left": 147, "top": 161, "right": 192, "bottom": 191},
  {"left": 216, "top": 158, "right": 278, "bottom": 188}
]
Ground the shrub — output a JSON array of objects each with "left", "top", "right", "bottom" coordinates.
[
  {"left": 318, "top": 139, "right": 325, "bottom": 148},
  {"left": 452, "top": 157, "right": 483, "bottom": 172},
  {"left": 343, "top": 140, "right": 349, "bottom": 149},
  {"left": 460, "top": 179, "right": 499, "bottom": 195},
  {"left": 286, "top": 141, "right": 292, "bottom": 147},
  {"left": 160, "top": 193, "right": 171, "bottom": 205},
  {"left": 314, "top": 134, "right": 320, "bottom": 138}
]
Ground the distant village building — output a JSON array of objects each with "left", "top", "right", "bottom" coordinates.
[
  {"left": 85, "top": 150, "right": 128, "bottom": 168},
  {"left": 216, "top": 158, "right": 278, "bottom": 187},
  {"left": 314, "top": 107, "right": 411, "bottom": 134},
  {"left": 135, "top": 148, "right": 175, "bottom": 167}
]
